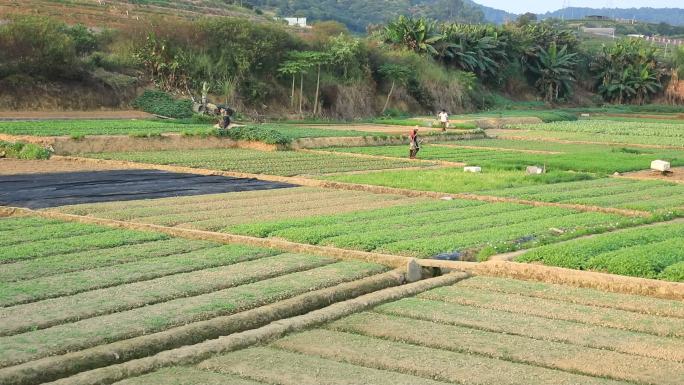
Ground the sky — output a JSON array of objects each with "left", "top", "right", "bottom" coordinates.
[{"left": 474, "top": 0, "right": 678, "bottom": 14}]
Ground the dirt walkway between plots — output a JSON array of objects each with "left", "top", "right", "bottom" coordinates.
[
  {"left": 488, "top": 129, "right": 684, "bottom": 150},
  {"left": 51, "top": 156, "right": 651, "bottom": 218},
  {"left": 0, "top": 110, "right": 153, "bottom": 121},
  {"left": 3, "top": 205, "right": 682, "bottom": 301},
  {"left": 617, "top": 167, "right": 684, "bottom": 184},
  {"left": 430, "top": 143, "right": 564, "bottom": 155}
]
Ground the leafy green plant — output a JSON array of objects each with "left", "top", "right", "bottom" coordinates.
[
  {"left": 132, "top": 90, "right": 193, "bottom": 118},
  {"left": 0, "top": 141, "right": 51, "bottom": 159}
]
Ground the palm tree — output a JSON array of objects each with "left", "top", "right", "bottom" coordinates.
[
  {"left": 529, "top": 42, "right": 578, "bottom": 102},
  {"left": 383, "top": 16, "right": 443, "bottom": 56}
]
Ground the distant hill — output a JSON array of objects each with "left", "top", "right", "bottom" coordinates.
[
  {"left": 469, "top": 1, "right": 516, "bottom": 24},
  {"left": 540, "top": 7, "right": 684, "bottom": 26},
  {"left": 249, "top": 0, "right": 486, "bottom": 32}
]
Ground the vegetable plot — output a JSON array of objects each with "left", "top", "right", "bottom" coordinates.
[
  {"left": 229, "top": 199, "right": 639, "bottom": 258},
  {"left": 87, "top": 148, "right": 425, "bottom": 176},
  {"left": 518, "top": 222, "right": 684, "bottom": 281}
]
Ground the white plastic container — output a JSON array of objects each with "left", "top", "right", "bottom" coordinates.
[
  {"left": 651, "top": 160, "right": 671, "bottom": 172},
  {"left": 464, "top": 166, "right": 482, "bottom": 173}
]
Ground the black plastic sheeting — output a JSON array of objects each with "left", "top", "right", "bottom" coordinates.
[{"left": 0, "top": 169, "right": 297, "bottom": 209}]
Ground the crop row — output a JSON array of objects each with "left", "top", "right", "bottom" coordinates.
[
  {"left": 500, "top": 127, "right": 684, "bottom": 147},
  {"left": 0, "top": 260, "right": 386, "bottom": 367},
  {"left": 518, "top": 222, "right": 684, "bottom": 281},
  {"left": 0, "top": 244, "right": 276, "bottom": 306},
  {"left": 1, "top": 253, "right": 335, "bottom": 336},
  {"left": 0, "top": 226, "right": 166, "bottom": 263},
  {"left": 229, "top": 200, "right": 637, "bottom": 258},
  {"left": 56, "top": 188, "right": 419, "bottom": 231},
  {"left": 483, "top": 178, "right": 684, "bottom": 214},
  {"left": 511, "top": 120, "right": 684, "bottom": 138},
  {"left": 327, "top": 313, "right": 681, "bottom": 385},
  {"left": 87, "top": 148, "right": 423, "bottom": 176},
  {"left": 0, "top": 119, "right": 387, "bottom": 139},
  {"left": 458, "top": 276, "right": 684, "bottom": 318},
  {"left": 380, "top": 297, "right": 684, "bottom": 362},
  {"left": 330, "top": 144, "right": 684, "bottom": 173}
]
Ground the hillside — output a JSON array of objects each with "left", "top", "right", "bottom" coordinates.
[
  {"left": 541, "top": 7, "right": 684, "bottom": 27},
  {"left": 0, "top": 0, "right": 267, "bottom": 28},
  {"left": 249, "top": 0, "right": 486, "bottom": 31}
]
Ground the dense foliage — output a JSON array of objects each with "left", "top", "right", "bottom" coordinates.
[
  {"left": 132, "top": 90, "right": 193, "bottom": 118},
  {"left": 0, "top": 141, "right": 52, "bottom": 159}
]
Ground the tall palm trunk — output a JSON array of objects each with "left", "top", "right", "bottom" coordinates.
[
  {"left": 313, "top": 64, "right": 321, "bottom": 115},
  {"left": 290, "top": 75, "right": 296, "bottom": 109},
  {"left": 299, "top": 72, "right": 304, "bottom": 115},
  {"left": 382, "top": 80, "right": 396, "bottom": 114}
]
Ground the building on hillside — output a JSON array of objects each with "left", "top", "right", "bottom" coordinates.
[
  {"left": 586, "top": 15, "right": 611, "bottom": 21},
  {"left": 582, "top": 27, "right": 615, "bottom": 38},
  {"left": 278, "top": 17, "right": 308, "bottom": 28}
]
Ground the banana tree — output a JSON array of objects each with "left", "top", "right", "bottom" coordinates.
[
  {"left": 529, "top": 42, "right": 578, "bottom": 102},
  {"left": 383, "top": 16, "right": 443, "bottom": 56}
]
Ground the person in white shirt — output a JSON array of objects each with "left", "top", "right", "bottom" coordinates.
[{"left": 438, "top": 109, "right": 449, "bottom": 131}]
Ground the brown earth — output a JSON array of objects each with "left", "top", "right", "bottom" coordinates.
[
  {"left": 0, "top": 158, "right": 126, "bottom": 175},
  {"left": 619, "top": 167, "right": 684, "bottom": 184}
]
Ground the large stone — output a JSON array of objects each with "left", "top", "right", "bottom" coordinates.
[
  {"left": 651, "top": 160, "right": 671, "bottom": 172},
  {"left": 406, "top": 258, "right": 423, "bottom": 283},
  {"left": 526, "top": 166, "right": 545, "bottom": 175}
]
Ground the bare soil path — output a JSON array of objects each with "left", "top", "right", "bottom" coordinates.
[{"left": 617, "top": 167, "right": 684, "bottom": 184}]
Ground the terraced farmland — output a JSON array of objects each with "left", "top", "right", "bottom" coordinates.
[
  {"left": 329, "top": 143, "right": 684, "bottom": 173},
  {"left": 228, "top": 199, "right": 642, "bottom": 258},
  {"left": 124, "top": 276, "right": 684, "bottom": 385},
  {"left": 55, "top": 187, "right": 422, "bottom": 231},
  {"left": 483, "top": 178, "right": 684, "bottom": 214},
  {"left": 87, "top": 148, "right": 426, "bottom": 176},
  {"left": 517, "top": 221, "right": 684, "bottom": 281},
  {"left": 502, "top": 120, "right": 684, "bottom": 147},
  {"left": 0, "top": 216, "right": 393, "bottom": 384}
]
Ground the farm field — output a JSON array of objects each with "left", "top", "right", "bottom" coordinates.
[
  {"left": 0, "top": 216, "right": 391, "bottom": 382},
  {"left": 482, "top": 178, "right": 684, "bottom": 215},
  {"left": 323, "top": 167, "right": 594, "bottom": 194},
  {"left": 517, "top": 221, "right": 684, "bottom": 281},
  {"left": 128, "top": 275, "right": 684, "bottom": 385},
  {"left": 54, "top": 187, "right": 422, "bottom": 231},
  {"left": 85, "top": 148, "right": 428, "bottom": 176},
  {"left": 328, "top": 142, "right": 684, "bottom": 173},
  {"left": 227, "top": 199, "right": 642, "bottom": 259},
  {"left": 500, "top": 120, "right": 684, "bottom": 147},
  {"left": 0, "top": 120, "right": 388, "bottom": 139}
]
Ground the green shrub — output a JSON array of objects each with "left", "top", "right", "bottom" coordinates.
[
  {"left": 132, "top": 90, "right": 193, "bottom": 119},
  {"left": 215, "top": 126, "right": 291, "bottom": 145},
  {"left": 537, "top": 111, "right": 577, "bottom": 122},
  {"left": 0, "top": 141, "right": 52, "bottom": 159},
  {"left": 191, "top": 114, "right": 216, "bottom": 124}
]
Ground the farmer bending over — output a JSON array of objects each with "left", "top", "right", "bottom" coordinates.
[
  {"left": 438, "top": 109, "right": 449, "bottom": 131},
  {"left": 409, "top": 128, "right": 420, "bottom": 159}
]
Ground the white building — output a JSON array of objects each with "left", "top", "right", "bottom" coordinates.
[{"left": 282, "top": 17, "right": 308, "bottom": 28}]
